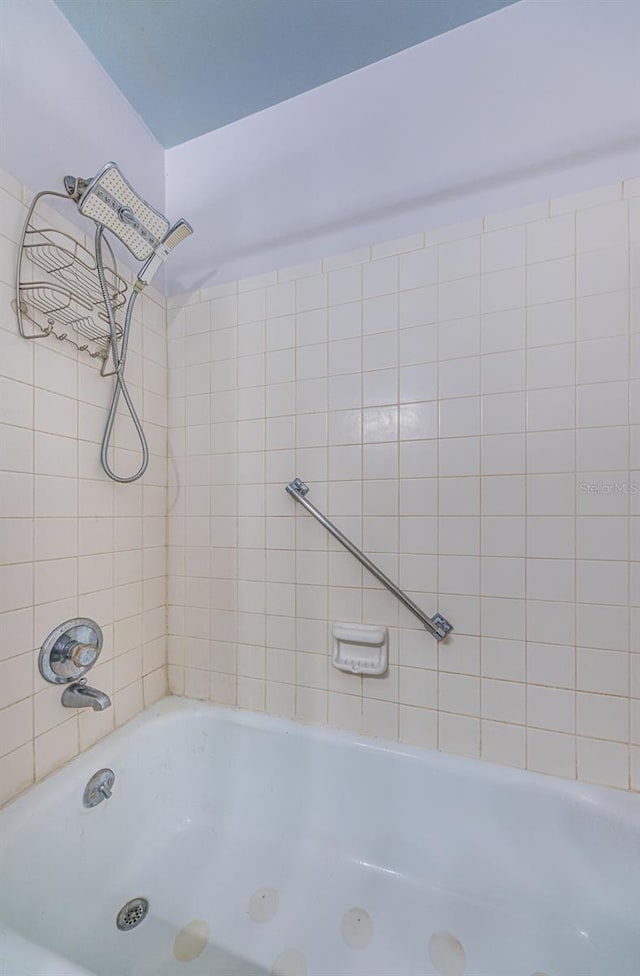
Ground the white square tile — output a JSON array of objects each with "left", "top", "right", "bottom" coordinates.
[
  {"left": 482, "top": 350, "right": 526, "bottom": 395},
  {"left": 527, "top": 257, "right": 575, "bottom": 306},
  {"left": 438, "top": 316, "right": 481, "bottom": 361},
  {"left": 527, "top": 386, "right": 575, "bottom": 431},
  {"left": 576, "top": 201, "right": 628, "bottom": 253},
  {"left": 399, "top": 477, "right": 438, "bottom": 516},
  {"left": 576, "top": 516, "right": 629, "bottom": 560},
  {"left": 576, "top": 559, "right": 628, "bottom": 606},
  {"left": 439, "top": 277, "right": 481, "bottom": 321},
  {"left": 527, "top": 729, "right": 575, "bottom": 779},
  {"left": 481, "top": 678, "right": 525, "bottom": 724},
  {"left": 439, "top": 516, "right": 479, "bottom": 555},
  {"left": 237, "top": 288, "right": 265, "bottom": 324},
  {"left": 577, "top": 246, "right": 629, "bottom": 297},
  {"left": 329, "top": 409, "right": 362, "bottom": 446},
  {"left": 481, "top": 268, "right": 525, "bottom": 314},
  {"left": 480, "top": 516, "right": 524, "bottom": 556},
  {"left": 527, "top": 684, "right": 574, "bottom": 733},
  {"left": 266, "top": 315, "right": 295, "bottom": 352},
  {"left": 577, "top": 646, "right": 628, "bottom": 695},
  {"left": 577, "top": 336, "right": 629, "bottom": 384},
  {"left": 527, "top": 642, "right": 574, "bottom": 689},
  {"left": 481, "top": 308, "right": 526, "bottom": 354},
  {"left": 527, "top": 300, "right": 575, "bottom": 348},
  {"left": 481, "top": 720, "right": 525, "bottom": 768},
  {"left": 577, "top": 380, "right": 629, "bottom": 428},
  {"left": 363, "top": 257, "right": 398, "bottom": 298},
  {"left": 439, "top": 357, "right": 480, "bottom": 399},
  {"left": 439, "top": 554, "right": 479, "bottom": 595},
  {"left": 577, "top": 426, "right": 628, "bottom": 472},
  {"left": 329, "top": 302, "right": 361, "bottom": 340},
  {"left": 329, "top": 267, "right": 361, "bottom": 306},
  {"left": 365, "top": 442, "right": 399, "bottom": 479},
  {"left": 576, "top": 602, "right": 628, "bottom": 651},
  {"left": 527, "top": 343, "right": 575, "bottom": 390},
  {"left": 481, "top": 557, "right": 525, "bottom": 599},
  {"left": 438, "top": 712, "right": 480, "bottom": 758},
  {"left": 526, "top": 557, "right": 574, "bottom": 602},
  {"left": 328, "top": 373, "right": 361, "bottom": 410},
  {"left": 399, "top": 286, "right": 437, "bottom": 329},
  {"left": 481, "top": 433, "right": 525, "bottom": 475},
  {"left": 577, "top": 691, "right": 628, "bottom": 740},
  {"left": 297, "top": 308, "right": 328, "bottom": 345},
  {"left": 363, "top": 331, "right": 398, "bottom": 372},
  {"left": 577, "top": 291, "right": 628, "bottom": 340},
  {"left": 439, "top": 436, "right": 480, "bottom": 476},
  {"left": 364, "top": 293, "right": 398, "bottom": 334},
  {"left": 296, "top": 274, "right": 327, "bottom": 312},
  {"left": 439, "top": 236, "right": 481, "bottom": 281},
  {"left": 399, "top": 705, "right": 437, "bottom": 749},
  {"left": 297, "top": 343, "right": 327, "bottom": 380},
  {"left": 482, "top": 226, "right": 525, "bottom": 273},
  {"left": 266, "top": 282, "right": 295, "bottom": 318},
  {"left": 527, "top": 430, "right": 575, "bottom": 473},
  {"left": 577, "top": 738, "right": 629, "bottom": 789},
  {"left": 526, "top": 516, "right": 575, "bottom": 558},
  {"left": 526, "top": 214, "right": 575, "bottom": 264},
  {"left": 399, "top": 402, "right": 437, "bottom": 441},
  {"left": 481, "top": 475, "right": 525, "bottom": 515},
  {"left": 438, "top": 397, "right": 480, "bottom": 437},
  {"left": 481, "top": 392, "right": 525, "bottom": 434},
  {"left": 399, "top": 324, "right": 437, "bottom": 365},
  {"left": 399, "top": 247, "right": 437, "bottom": 290},
  {"left": 527, "top": 473, "right": 575, "bottom": 516}
]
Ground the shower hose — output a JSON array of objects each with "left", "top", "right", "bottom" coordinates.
[{"left": 94, "top": 224, "right": 149, "bottom": 483}]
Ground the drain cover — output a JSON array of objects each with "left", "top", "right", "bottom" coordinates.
[{"left": 116, "top": 897, "right": 149, "bottom": 931}]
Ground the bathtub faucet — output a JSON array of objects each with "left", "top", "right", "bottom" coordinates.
[{"left": 61, "top": 678, "right": 111, "bottom": 711}]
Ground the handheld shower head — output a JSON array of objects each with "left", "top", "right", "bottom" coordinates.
[
  {"left": 135, "top": 218, "right": 194, "bottom": 290},
  {"left": 66, "top": 162, "right": 193, "bottom": 288},
  {"left": 63, "top": 161, "right": 193, "bottom": 484},
  {"left": 67, "top": 162, "right": 169, "bottom": 260}
]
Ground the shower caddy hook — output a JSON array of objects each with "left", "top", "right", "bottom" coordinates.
[{"left": 14, "top": 162, "right": 193, "bottom": 483}]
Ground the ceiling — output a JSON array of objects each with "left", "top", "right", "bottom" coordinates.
[{"left": 54, "top": 0, "right": 519, "bottom": 148}]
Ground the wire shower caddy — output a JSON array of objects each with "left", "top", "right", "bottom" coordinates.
[{"left": 13, "top": 190, "right": 129, "bottom": 375}]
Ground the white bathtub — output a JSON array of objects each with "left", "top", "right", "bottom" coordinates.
[{"left": 0, "top": 698, "right": 638, "bottom": 976}]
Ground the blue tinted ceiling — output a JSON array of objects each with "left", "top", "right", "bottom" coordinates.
[{"left": 55, "top": 0, "right": 519, "bottom": 147}]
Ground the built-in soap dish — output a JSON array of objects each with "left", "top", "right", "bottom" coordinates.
[{"left": 331, "top": 623, "right": 388, "bottom": 675}]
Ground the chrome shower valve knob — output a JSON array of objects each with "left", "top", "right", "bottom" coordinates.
[
  {"left": 39, "top": 618, "right": 104, "bottom": 684},
  {"left": 52, "top": 634, "right": 98, "bottom": 673}
]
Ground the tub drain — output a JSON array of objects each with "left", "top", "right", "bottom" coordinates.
[{"left": 116, "top": 897, "right": 149, "bottom": 931}]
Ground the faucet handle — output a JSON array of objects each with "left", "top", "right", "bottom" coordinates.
[
  {"left": 70, "top": 642, "right": 98, "bottom": 669},
  {"left": 39, "top": 618, "right": 103, "bottom": 685}
]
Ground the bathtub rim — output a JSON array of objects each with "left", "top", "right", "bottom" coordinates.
[{"left": 1, "top": 694, "right": 638, "bottom": 826}]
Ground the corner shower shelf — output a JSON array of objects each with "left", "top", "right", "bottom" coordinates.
[{"left": 13, "top": 190, "right": 127, "bottom": 372}]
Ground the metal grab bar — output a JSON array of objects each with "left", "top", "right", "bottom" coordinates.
[{"left": 285, "top": 479, "right": 453, "bottom": 642}]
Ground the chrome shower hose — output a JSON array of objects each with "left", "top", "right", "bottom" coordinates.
[{"left": 94, "top": 225, "right": 149, "bottom": 483}]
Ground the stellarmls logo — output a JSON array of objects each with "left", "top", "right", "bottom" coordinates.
[{"left": 579, "top": 481, "right": 639, "bottom": 495}]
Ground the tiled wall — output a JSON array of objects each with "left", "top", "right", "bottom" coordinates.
[
  {"left": 168, "top": 178, "right": 640, "bottom": 791},
  {"left": 2, "top": 167, "right": 638, "bottom": 807},
  {"left": 0, "top": 168, "right": 168, "bottom": 807}
]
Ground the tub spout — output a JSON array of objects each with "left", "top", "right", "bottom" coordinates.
[{"left": 61, "top": 679, "right": 111, "bottom": 711}]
